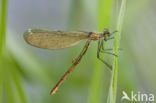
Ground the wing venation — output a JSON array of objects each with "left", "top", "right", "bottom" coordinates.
[{"left": 24, "top": 29, "right": 89, "bottom": 49}]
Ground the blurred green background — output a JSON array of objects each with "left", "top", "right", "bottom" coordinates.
[{"left": 0, "top": 0, "right": 156, "bottom": 103}]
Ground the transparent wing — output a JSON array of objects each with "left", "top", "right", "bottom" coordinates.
[{"left": 24, "top": 29, "right": 89, "bottom": 49}]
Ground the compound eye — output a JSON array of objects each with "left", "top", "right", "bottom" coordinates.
[{"left": 104, "top": 29, "right": 110, "bottom": 36}]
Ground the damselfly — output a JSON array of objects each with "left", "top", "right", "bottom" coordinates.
[{"left": 24, "top": 29, "right": 117, "bottom": 95}]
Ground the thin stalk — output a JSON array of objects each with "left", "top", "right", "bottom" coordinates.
[
  {"left": 89, "top": 0, "right": 113, "bottom": 103},
  {"left": 107, "top": 0, "right": 126, "bottom": 103},
  {"left": 0, "top": 0, "right": 7, "bottom": 57},
  {"left": 0, "top": 0, "right": 7, "bottom": 103}
]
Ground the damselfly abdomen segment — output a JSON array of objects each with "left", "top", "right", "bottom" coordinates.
[{"left": 24, "top": 29, "right": 116, "bottom": 95}]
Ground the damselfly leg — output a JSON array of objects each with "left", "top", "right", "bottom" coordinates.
[{"left": 97, "top": 39, "right": 112, "bottom": 70}]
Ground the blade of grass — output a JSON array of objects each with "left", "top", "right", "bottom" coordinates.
[
  {"left": 88, "top": 0, "right": 114, "bottom": 103},
  {"left": 3, "top": 61, "right": 16, "bottom": 103},
  {"left": 107, "top": 0, "right": 126, "bottom": 103},
  {"left": 0, "top": 0, "right": 7, "bottom": 103},
  {"left": 0, "top": 0, "right": 7, "bottom": 57},
  {"left": 10, "top": 61, "right": 27, "bottom": 103},
  {"left": 2, "top": 46, "right": 28, "bottom": 103},
  {"left": 0, "top": 61, "right": 2, "bottom": 103},
  {"left": 0, "top": 1, "right": 27, "bottom": 102}
]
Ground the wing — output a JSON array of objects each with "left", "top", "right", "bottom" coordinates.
[{"left": 24, "top": 29, "right": 89, "bottom": 49}]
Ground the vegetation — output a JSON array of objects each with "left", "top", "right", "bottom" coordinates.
[{"left": 0, "top": 0, "right": 154, "bottom": 103}]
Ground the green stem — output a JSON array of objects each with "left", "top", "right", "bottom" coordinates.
[
  {"left": 0, "top": 0, "right": 7, "bottom": 103},
  {"left": 0, "top": 0, "right": 7, "bottom": 57},
  {"left": 89, "top": 0, "right": 113, "bottom": 103},
  {"left": 107, "top": 0, "right": 126, "bottom": 103}
]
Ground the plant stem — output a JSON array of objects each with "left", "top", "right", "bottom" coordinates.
[
  {"left": 107, "top": 0, "right": 126, "bottom": 103},
  {"left": 89, "top": 0, "right": 114, "bottom": 103},
  {"left": 0, "top": 0, "right": 7, "bottom": 57},
  {"left": 0, "top": 0, "right": 7, "bottom": 103}
]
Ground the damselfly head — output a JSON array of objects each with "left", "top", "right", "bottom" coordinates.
[
  {"left": 103, "top": 29, "right": 110, "bottom": 37},
  {"left": 103, "top": 29, "right": 118, "bottom": 41}
]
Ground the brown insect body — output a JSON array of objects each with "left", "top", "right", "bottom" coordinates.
[{"left": 24, "top": 28, "right": 113, "bottom": 95}]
